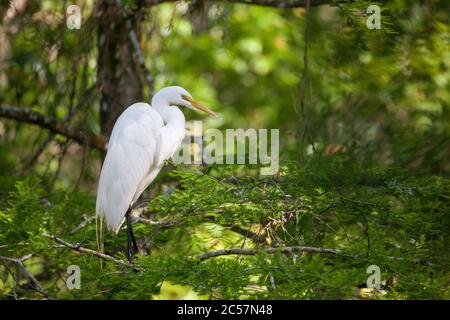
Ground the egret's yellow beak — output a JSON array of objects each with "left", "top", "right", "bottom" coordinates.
[{"left": 183, "top": 95, "right": 217, "bottom": 118}]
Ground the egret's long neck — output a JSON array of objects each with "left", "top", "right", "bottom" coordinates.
[
  {"left": 152, "top": 101, "right": 186, "bottom": 134},
  {"left": 152, "top": 102, "right": 186, "bottom": 161},
  {"left": 153, "top": 103, "right": 185, "bottom": 129}
]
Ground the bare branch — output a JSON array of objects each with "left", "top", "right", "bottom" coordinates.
[
  {"left": 42, "top": 234, "right": 137, "bottom": 269},
  {"left": 0, "top": 254, "right": 49, "bottom": 297},
  {"left": 199, "top": 245, "right": 342, "bottom": 261},
  {"left": 0, "top": 104, "right": 106, "bottom": 151},
  {"left": 133, "top": 216, "right": 180, "bottom": 227}
]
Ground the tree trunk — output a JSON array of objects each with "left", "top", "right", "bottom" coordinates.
[{"left": 97, "top": 1, "right": 144, "bottom": 138}]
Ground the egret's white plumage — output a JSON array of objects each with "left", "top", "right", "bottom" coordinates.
[{"left": 95, "top": 86, "right": 216, "bottom": 234}]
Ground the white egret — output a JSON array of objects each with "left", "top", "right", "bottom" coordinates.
[{"left": 95, "top": 86, "right": 216, "bottom": 262}]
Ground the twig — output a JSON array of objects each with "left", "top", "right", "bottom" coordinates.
[
  {"left": 128, "top": 26, "right": 154, "bottom": 95},
  {"left": 16, "top": 133, "right": 55, "bottom": 176},
  {"left": 133, "top": 216, "right": 179, "bottom": 227},
  {"left": 42, "top": 234, "right": 137, "bottom": 269},
  {"left": 199, "top": 245, "right": 342, "bottom": 261},
  {"left": 229, "top": 225, "right": 266, "bottom": 244},
  {"left": 0, "top": 104, "right": 106, "bottom": 151},
  {"left": 0, "top": 254, "right": 49, "bottom": 298},
  {"left": 50, "top": 139, "right": 71, "bottom": 189},
  {"left": 0, "top": 260, "right": 18, "bottom": 299},
  {"left": 132, "top": 211, "right": 266, "bottom": 243},
  {"left": 70, "top": 215, "right": 95, "bottom": 234},
  {"left": 204, "top": 216, "right": 266, "bottom": 243},
  {"left": 72, "top": 138, "right": 88, "bottom": 193}
]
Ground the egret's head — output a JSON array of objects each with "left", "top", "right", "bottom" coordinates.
[{"left": 151, "top": 86, "right": 217, "bottom": 117}]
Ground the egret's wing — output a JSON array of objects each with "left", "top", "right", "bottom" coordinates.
[
  {"left": 159, "top": 125, "right": 187, "bottom": 162},
  {"left": 96, "top": 103, "right": 163, "bottom": 233},
  {"left": 130, "top": 115, "right": 186, "bottom": 208}
]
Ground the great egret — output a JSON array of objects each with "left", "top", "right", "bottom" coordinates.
[{"left": 96, "top": 86, "right": 217, "bottom": 262}]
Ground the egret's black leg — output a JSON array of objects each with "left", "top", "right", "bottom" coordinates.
[
  {"left": 125, "top": 208, "right": 132, "bottom": 263},
  {"left": 125, "top": 208, "right": 138, "bottom": 263},
  {"left": 129, "top": 216, "right": 138, "bottom": 254}
]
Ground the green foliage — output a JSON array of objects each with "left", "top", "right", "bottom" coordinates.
[
  {"left": 0, "top": 177, "right": 46, "bottom": 250},
  {"left": 1, "top": 156, "right": 448, "bottom": 299}
]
